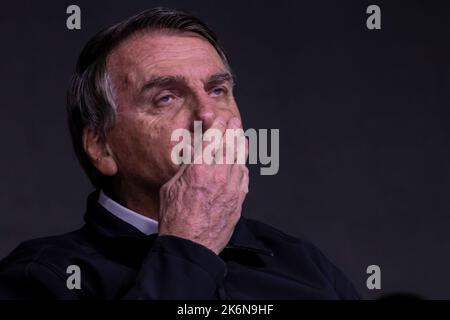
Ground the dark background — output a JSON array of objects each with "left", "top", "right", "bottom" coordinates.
[{"left": 1, "top": 0, "right": 450, "bottom": 299}]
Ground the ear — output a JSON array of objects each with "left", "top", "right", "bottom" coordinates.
[{"left": 82, "top": 128, "right": 118, "bottom": 177}]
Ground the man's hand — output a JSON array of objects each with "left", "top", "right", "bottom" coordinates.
[{"left": 158, "top": 117, "right": 249, "bottom": 255}]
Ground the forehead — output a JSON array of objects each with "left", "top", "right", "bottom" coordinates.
[{"left": 106, "top": 31, "right": 227, "bottom": 87}]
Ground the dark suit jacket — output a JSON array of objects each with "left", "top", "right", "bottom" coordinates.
[{"left": 0, "top": 191, "right": 359, "bottom": 299}]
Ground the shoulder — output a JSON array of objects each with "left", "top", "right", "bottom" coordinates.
[
  {"left": 243, "top": 217, "right": 326, "bottom": 257},
  {"left": 1, "top": 229, "right": 90, "bottom": 268},
  {"left": 0, "top": 230, "right": 88, "bottom": 299},
  {"left": 243, "top": 218, "right": 360, "bottom": 299}
]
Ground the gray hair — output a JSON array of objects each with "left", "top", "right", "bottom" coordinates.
[{"left": 67, "top": 7, "right": 230, "bottom": 187}]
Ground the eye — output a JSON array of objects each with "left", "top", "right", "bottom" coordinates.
[
  {"left": 155, "top": 94, "right": 175, "bottom": 107},
  {"left": 210, "top": 86, "right": 227, "bottom": 97}
]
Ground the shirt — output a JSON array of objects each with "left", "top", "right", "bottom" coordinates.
[{"left": 98, "top": 190, "right": 158, "bottom": 236}]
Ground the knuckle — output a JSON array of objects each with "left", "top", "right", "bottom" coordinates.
[
  {"left": 159, "top": 184, "right": 170, "bottom": 197},
  {"left": 163, "top": 185, "right": 177, "bottom": 202}
]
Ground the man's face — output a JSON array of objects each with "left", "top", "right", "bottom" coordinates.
[{"left": 105, "top": 31, "right": 240, "bottom": 189}]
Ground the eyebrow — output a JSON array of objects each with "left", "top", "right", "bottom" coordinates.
[
  {"left": 139, "top": 71, "right": 234, "bottom": 93},
  {"left": 140, "top": 75, "right": 186, "bottom": 93},
  {"left": 206, "top": 72, "right": 234, "bottom": 86}
]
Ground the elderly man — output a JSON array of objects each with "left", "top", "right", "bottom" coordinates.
[{"left": 0, "top": 7, "right": 358, "bottom": 300}]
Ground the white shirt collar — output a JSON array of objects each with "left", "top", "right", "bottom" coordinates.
[{"left": 97, "top": 190, "right": 159, "bottom": 236}]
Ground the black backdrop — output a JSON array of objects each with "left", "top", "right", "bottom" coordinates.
[{"left": 1, "top": 0, "right": 450, "bottom": 299}]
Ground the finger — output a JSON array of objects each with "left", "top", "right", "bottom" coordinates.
[
  {"left": 244, "top": 137, "right": 249, "bottom": 163},
  {"left": 239, "top": 165, "right": 249, "bottom": 195},
  {"left": 229, "top": 163, "right": 241, "bottom": 184},
  {"left": 197, "top": 117, "right": 227, "bottom": 164},
  {"left": 225, "top": 137, "right": 247, "bottom": 172},
  {"left": 234, "top": 165, "right": 249, "bottom": 220},
  {"left": 212, "top": 117, "right": 239, "bottom": 169},
  {"left": 162, "top": 162, "right": 189, "bottom": 191},
  {"left": 223, "top": 117, "right": 243, "bottom": 165},
  {"left": 229, "top": 163, "right": 249, "bottom": 193},
  {"left": 234, "top": 133, "right": 247, "bottom": 165}
]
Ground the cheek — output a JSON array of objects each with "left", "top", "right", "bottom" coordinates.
[
  {"left": 138, "top": 117, "right": 188, "bottom": 171},
  {"left": 108, "top": 115, "right": 158, "bottom": 164},
  {"left": 229, "top": 99, "right": 241, "bottom": 116}
]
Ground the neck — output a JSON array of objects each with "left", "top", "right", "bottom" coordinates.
[{"left": 105, "top": 179, "right": 160, "bottom": 221}]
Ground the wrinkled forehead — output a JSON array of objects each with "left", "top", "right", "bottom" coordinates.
[{"left": 106, "top": 30, "right": 227, "bottom": 91}]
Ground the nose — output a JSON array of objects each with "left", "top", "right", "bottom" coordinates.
[{"left": 191, "top": 94, "right": 216, "bottom": 133}]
